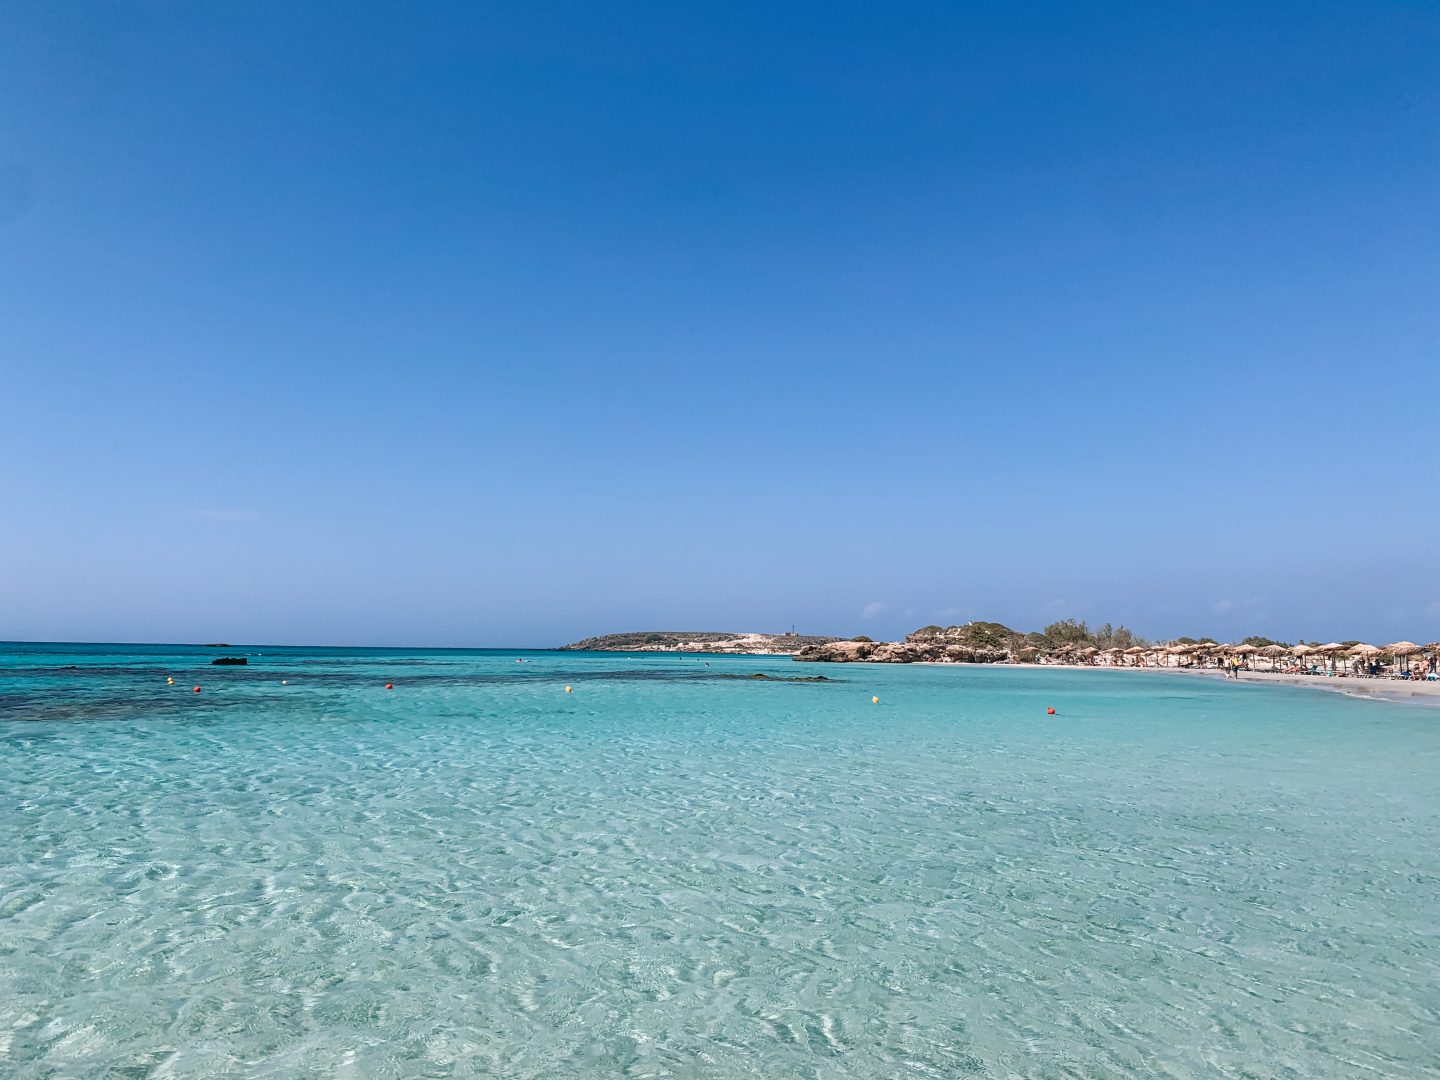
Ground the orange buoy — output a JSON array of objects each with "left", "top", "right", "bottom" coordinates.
[
  {"left": 192, "top": 686, "right": 201, "bottom": 693},
  {"left": 565, "top": 685, "right": 572, "bottom": 694},
  {"left": 1047, "top": 707, "right": 1056, "bottom": 715},
  {"left": 872, "top": 695, "right": 879, "bottom": 704},
  {"left": 385, "top": 683, "right": 394, "bottom": 690}
]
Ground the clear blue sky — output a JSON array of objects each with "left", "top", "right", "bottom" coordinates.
[{"left": 2, "top": 2, "right": 1437, "bottom": 647}]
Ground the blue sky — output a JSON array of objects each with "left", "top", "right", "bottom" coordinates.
[{"left": 2, "top": 2, "right": 1437, "bottom": 647}]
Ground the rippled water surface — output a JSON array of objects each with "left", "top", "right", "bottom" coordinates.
[{"left": 2, "top": 642, "right": 1438, "bottom": 1078}]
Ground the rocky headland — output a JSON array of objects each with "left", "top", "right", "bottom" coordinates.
[
  {"left": 793, "top": 621, "right": 1141, "bottom": 664},
  {"left": 561, "top": 631, "right": 842, "bottom": 655},
  {"left": 794, "top": 623, "right": 1024, "bottom": 664}
]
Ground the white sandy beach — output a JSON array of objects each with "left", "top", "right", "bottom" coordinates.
[{"left": 1002, "top": 661, "right": 1440, "bottom": 706}]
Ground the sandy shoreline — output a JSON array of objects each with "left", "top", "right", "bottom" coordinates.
[{"left": 948, "top": 661, "right": 1440, "bottom": 706}]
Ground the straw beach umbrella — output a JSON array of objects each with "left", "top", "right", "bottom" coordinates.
[
  {"left": 1385, "top": 641, "right": 1420, "bottom": 674},
  {"left": 1171, "top": 643, "right": 1204, "bottom": 667},
  {"left": 1349, "top": 643, "right": 1381, "bottom": 674},
  {"left": 1425, "top": 644, "right": 1440, "bottom": 677}
]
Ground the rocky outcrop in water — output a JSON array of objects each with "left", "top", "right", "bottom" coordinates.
[
  {"left": 793, "top": 639, "right": 1010, "bottom": 664},
  {"left": 794, "top": 623, "right": 1029, "bottom": 664}
]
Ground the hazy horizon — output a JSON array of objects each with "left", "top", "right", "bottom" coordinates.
[{"left": 3, "top": 608, "right": 1429, "bottom": 654}]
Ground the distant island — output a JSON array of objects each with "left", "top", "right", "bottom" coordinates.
[{"left": 560, "top": 631, "right": 841, "bottom": 655}]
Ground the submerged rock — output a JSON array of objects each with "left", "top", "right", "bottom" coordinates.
[
  {"left": 211, "top": 657, "right": 248, "bottom": 666},
  {"left": 716, "top": 672, "right": 833, "bottom": 682}
]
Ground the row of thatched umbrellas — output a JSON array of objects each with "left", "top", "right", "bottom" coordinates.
[{"left": 1056, "top": 640, "right": 1439, "bottom": 672}]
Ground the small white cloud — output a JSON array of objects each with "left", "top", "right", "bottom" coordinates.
[
  {"left": 1212, "top": 599, "right": 1234, "bottom": 614},
  {"left": 937, "top": 605, "right": 966, "bottom": 619},
  {"left": 194, "top": 509, "right": 263, "bottom": 524},
  {"left": 903, "top": 607, "right": 916, "bottom": 618},
  {"left": 862, "top": 601, "right": 886, "bottom": 619}
]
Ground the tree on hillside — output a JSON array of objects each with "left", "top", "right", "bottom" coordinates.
[
  {"left": 1091, "top": 622, "right": 1142, "bottom": 650},
  {"left": 957, "top": 621, "right": 1023, "bottom": 650},
  {"left": 1043, "top": 619, "right": 1092, "bottom": 646}
]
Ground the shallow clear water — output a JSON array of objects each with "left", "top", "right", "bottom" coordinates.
[{"left": 2, "top": 643, "right": 1438, "bottom": 1078}]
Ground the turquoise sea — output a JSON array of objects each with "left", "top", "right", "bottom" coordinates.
[{"left": 2, "top": 643, "right": 1438, "bottom": 1078}]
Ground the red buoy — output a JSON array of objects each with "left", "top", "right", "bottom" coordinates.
[
  {"left": 193, "top": 686, "right": 202, "bottom": 693},
  {"left": 1047, "top": 707, "right": 1056, "bottom": 715},
  {"left": 385, "top": 683, "right": 393, "bottom": 690}
]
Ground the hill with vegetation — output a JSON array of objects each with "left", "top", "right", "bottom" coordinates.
[{"left": 795, "top": 619, "right": 1148, "bottom": 664}]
